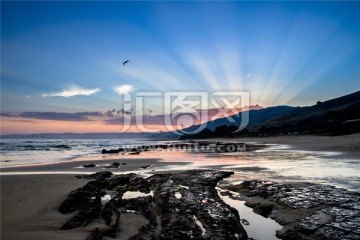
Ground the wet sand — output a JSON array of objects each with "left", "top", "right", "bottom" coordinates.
[
  {"left": 1, "top": 174, "right": 90, "bottom": 239},
  {"left": 1, "top": 134, "right": 359, "bottom": 239},
  {"left": 0, "top": 158, "right": 192, "bottom": 239},
  {"left": 232, "top": 133, "right": 360, "bottom": 159},
  {"left": 0, "top": 157, "right": 191, "bottom": 174}
]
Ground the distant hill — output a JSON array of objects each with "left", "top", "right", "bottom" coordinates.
[
  {"left": 179, "top": 105, "right": 296, "bottom": 133},
  {"left": 1, "top": 132, "right": 172, "bottom": 139},
  {"left": 251, "top": 91, "right": 360, "bottom": 135},
  {"left": 180, "top": 90, "right": 360, "bottom": 139}
]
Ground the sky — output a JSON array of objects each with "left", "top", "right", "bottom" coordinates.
[{"left": 1, "top": 1, "right": 360, "bottom": 134}]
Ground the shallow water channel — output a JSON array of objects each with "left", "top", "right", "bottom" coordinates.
[{"left": 217, "top": 187, "right": 282, "bottom": 240}]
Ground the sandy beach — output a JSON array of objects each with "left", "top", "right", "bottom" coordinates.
[
  {"left": 0, "top": 157, "right": 192, "bottom": 239},
  {"left": 1, "top": 134, "right": 359, "bottom": 239},
  {"left": 1, "top": 174, "right": 90, "bottom": 239},
  {"left": 224, "top": 133, "right": 360, "bottom": 159}
]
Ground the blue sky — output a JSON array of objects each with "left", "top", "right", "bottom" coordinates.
[{"left": 1, "top": 1, "right": 360, "bottom": 133}]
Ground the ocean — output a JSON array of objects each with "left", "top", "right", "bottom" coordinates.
[
  {"left": 0, "top": 138, "right": 165, "bottom": 167},
  {"left": 1, "top": 138, "right": 359, "bottom": 191}
]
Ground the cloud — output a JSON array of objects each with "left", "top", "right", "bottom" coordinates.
[
  {"left": 114, "top": 84, "right": 133, "bottom": 95},
  {"left": 42, "top": 85, "right": 100, "bottom": 98},
  {"left": 104, "top": 115, "right": 166, "bottom": 126},
  {"left": 117, "top": 108, "right": 133, "bottom": 115},
  {"left": 0, "top": 105, "right": 263, "bottom": 129},
  {"left": 104, "top": 105, "right": 263, "bottom": 126},
  {"left": 1, "top": 111, "right": 103, "bottom": 121},
  {"left": 0, "top": 113, "right": 17, "bottom": 117}
]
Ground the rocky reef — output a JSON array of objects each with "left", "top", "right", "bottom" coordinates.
[
  {"left": 101, "top": 141, "right": 263, "bottom": 154},
  {"left": 225, "top": 180, "right": 360, "bottom": 240},
  {"left": 58, "top": 170, "right": 248, "bottom": 240}
]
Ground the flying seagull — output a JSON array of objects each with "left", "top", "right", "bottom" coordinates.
[{"left": 123, "top": 60, "right": 130, "bottom": 66}]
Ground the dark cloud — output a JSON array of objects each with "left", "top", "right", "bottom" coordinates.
[
  {"left": 104, "top": 110, "right": 115, "bottom": 116},
  {"left": 0, "top": 105, "right": 263, "bottom": 125},
  {"left": 104, "top": 113, "right": 202, "bottom": 126},
  {"left": 1, "top": 111, "right": 103, "bottom": 121},
  {"left": 117, "top": 109, "right": 133, "bottom": 115},
  {"left": 0, "top": 112, "right": 17, "bottom": 117},
  {"left": 104, "top": 115, "right": 165, "bottom": 125}
]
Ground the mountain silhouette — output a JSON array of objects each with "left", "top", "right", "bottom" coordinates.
[{"left": 180, "top": 90, "right": 360, "bottom": 139}]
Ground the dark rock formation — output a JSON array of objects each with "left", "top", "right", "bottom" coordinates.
[
  {"left": 104, "top": 162, "right": 120, "bottom": 168},
  {"left": 139, "top": 165, "right": 151, "bottom": 169},
  {"left": 54, "top": 144, "right": 71, "bottom": 149},
  {"left": 241, "top": 219, "right": 250, "bottom": 225},
  {"left": 82, "top": 163, "right": 96, "bottom": 168},
  {"left": 86, "top": 228, "right": 102, "bottom": 240},
  {"left": 101, "top": 149, "right": 120, "bottom": 154},
  {"left": 59, "top": 170, "right": 248, "bottom": 240},
  {"left": 76, "top": 171, "right": 113, "bottom": 180},
  {"left": 59, "top": 179, "right": 103, "bottom": 214},
  {"left": 226, "top": 180, "right": 360, "bottom": 240},
  {"left": 61, "top": 197, "right": 102, "bottom": 230}
]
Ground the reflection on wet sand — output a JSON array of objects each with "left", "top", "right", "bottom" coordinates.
[{"left": 74, "top": 143, "right": 359, "bottom": 191}]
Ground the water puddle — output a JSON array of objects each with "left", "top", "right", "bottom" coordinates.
[
  {"left": 179, "top": 184, "right": 189, "bottom": 189},
  {"left": 101, "top": 194, "right": 112, "bottom": 205},
  {"left": 175, "top": 192, "right": 182, "bottom": 199},
  {"left": 193, "top": 215, "right": 206, "bottom": 236},
  {"left": 122, "top": 191, "right": 154, "bottom": 199},
  {"left": 217, "top": 187, "right": 282, "bottom": 240}
]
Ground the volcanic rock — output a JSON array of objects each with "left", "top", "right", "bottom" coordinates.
[
  {"left": 228, "top": 180, "right": 360, "bottom": 240},
  {"left": 104, "top": 162, "right": 120, "bottom": 168},
  {"left": 58, "top": 170, "right": 248, "bottom": 240},
  {"left": 82, "top": 163, "right": 96, "bottom": 168}
]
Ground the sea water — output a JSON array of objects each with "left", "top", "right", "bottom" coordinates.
[
  {"left": 0, "top": 138, "right": 359, "bottom": 191},
  {"left": 0, "top": 138, "right": 164, "bottom": 167}
]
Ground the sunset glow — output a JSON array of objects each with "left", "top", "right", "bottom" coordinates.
[{"left": 1, "top": 1, "right": 360, "bottom": 134}]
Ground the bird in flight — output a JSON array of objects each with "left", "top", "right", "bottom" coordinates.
[{"left": 123, "top": 60, "right": 130, "bottom": 66}]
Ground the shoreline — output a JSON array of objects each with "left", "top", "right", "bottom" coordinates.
[
  {"left": 0, "top": 158, "right": 192, "bottom": 176},
  {"left": 213, "top": 133, "right": 360, "bottom": 159},
  {"left": 2, "top": 134, "right": 359, "bottom": 191},
  {"left": 2, "top": 169, "right": 358, "bottom": 240},
  {"left": 2, "top": 133, "right": 359, "bottom": 171},
  {"left": 1, "top": 134, "right": 359, "bottom": 239}
]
